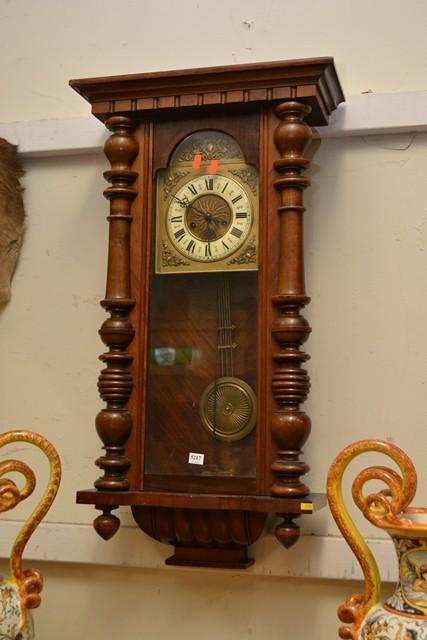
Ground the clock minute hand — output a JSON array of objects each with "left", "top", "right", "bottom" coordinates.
[
  {"left": 170, "top": 193, "right": 190, "bottom": 208},
  {"left": 188, "top": 204, "right": 223, "bottom": 219}
]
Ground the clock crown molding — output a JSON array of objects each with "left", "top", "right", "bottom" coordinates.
[{"left": 69, "top": 57, "right": 345, "bottom": 126}]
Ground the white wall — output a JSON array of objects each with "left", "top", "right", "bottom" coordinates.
[
  {"left": 0, "top": 1, "right": 426, "bottom": 638},
  {"left": 2, "top": 0, "right": 427, "bottom": 122}
]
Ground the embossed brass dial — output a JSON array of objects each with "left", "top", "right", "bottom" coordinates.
[{"left": 165, "top": 174, "right": 253, "bottom": 263}]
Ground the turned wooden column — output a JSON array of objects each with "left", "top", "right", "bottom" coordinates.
[
  {"left": 270, "top": 101, "right": 313, "bottom": 548},
  {"left": 93, "top": 116, "right": 139, "bottom": 539}
]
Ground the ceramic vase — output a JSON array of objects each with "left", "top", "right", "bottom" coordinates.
[
  {"left": 327, "top": 440, "right": 427, "bottom": 640},
  {"left": 0, "top": 431, "right": 61, "bottom": 639}
]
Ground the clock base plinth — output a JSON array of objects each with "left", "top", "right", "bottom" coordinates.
[
  {"left": 165, "top": 546, "right": 254, "bottom": 570},
  {"left": 131, "top": 505, "right": 267, "bottom": 569},
  {"left": 76, "top": 490, "right": 326, "bottom": 565}
]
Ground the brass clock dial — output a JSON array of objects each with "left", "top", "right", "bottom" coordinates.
[
  {"left": 155, "top": 130, "right": 259, "bottom": 274},
  {"left": 165, "top": 174, "right": 253, "bottom": 263}
]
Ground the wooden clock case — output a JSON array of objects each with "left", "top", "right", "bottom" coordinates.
[{"left": 71, "top": 58, "right": 344, "bottom": 568}]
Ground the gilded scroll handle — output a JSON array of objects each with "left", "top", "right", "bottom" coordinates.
[
  {"left": 0, "top": 430, "right": 61, "bottom": 628},
  {"left": 326, "top": 439, "right": 417, "bottom": 639}
]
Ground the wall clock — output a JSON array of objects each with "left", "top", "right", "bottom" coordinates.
[{"left": 71, "top": 58, "right": 344, "bottom": 568}]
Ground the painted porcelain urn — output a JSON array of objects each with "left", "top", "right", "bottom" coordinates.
[{"left": 327, "top": 440, "right": 427, "bottom": 640}]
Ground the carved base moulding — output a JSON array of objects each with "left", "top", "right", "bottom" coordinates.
[{"left": 72, "top": 57, "right": 344, "bottom": 568}]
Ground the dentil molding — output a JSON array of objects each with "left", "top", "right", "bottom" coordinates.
[{"left": 0, "top": 91, "right": 426, "bottom": 158}]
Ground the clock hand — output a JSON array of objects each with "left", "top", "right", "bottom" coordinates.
[
  {"left": 187, "top": 203, "right": 207, "bottom": 217},
  {"left": 188, "top": 204, "right": 228, "bottom": 222},
  {"left": 170, "top": 193, "right": 190, "bottom": 208}
]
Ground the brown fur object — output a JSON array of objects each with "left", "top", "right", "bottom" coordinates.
[{"left": 0, "top": 138, "right": 25, "bottom": 304}]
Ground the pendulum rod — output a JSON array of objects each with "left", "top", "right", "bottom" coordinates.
[{"left": 217, "top": 276, "right": 235, "bottom": 378}]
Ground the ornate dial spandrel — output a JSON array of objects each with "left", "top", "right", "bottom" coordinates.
[
  {"left": 228, "top": 237, "right": 257, "bottom": 265},
  {"left": 161, "top": 241, "right": 190, "bottom": 268},
  {"left": 229, "top": 168, "right": 258, "bottom": 194},
  {"left": 163, "top": 171, "right": 190, "bottom": 199}
]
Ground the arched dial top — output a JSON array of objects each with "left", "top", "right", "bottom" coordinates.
[
  {"left": 155, "top": 129, "right": 258, "bottom": 274},
  {"left": 166, "top": 174, "right": 253, "bottom": 263}
]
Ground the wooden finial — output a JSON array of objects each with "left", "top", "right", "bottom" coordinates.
[{"left": 94, "top": 506, "right": 121, "bottom": 540}]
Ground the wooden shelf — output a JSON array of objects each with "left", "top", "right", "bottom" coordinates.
[{"left": 76, "top": 489, "right": 325, "bottom": 515}]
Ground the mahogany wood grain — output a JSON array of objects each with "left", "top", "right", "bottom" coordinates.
[
  {"left": 165, "top": 546, "right": 255, "bottom": 570},
  {"left": 127, "top": 120, "right": 154, "bottom": 492},
  {"left": 77, "top": 489, "right": 326, "bottom": 513},
  {"left": 132, "top": 506, "right": 267, "bottom": 565}
]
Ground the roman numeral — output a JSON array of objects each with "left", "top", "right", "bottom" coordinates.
[
  {"left": 188, "top": 184, "right": 198, "bottom": 196},
  {"left": 222, "top": 240, "right": 229, "bottom": 250},
  {"left": 235, "top": 212, "right": 248, "bottom": 219},
  {"left": 221, "top": 182, "right": 229, "bottom": 193},
  {"left": 205, "top": 243, "right": 212, "bottom": 257},
  {"left": 204, "top": 177, "right": 214, "bottom": 190},
  {"left": 170, "top": 216, "right": 183, "bottom": 223},
  {"left": 174, "top": 228, "right": 185, "bottom": 241},
  {"left": 230, "top": 227, "right": 243, "bottom": 238},
  {"left": 186, "top": 239, "right": 196, "bottom": 253},
  {"left": 231, "top": 194, "right": 243, "bottom": 204}
]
